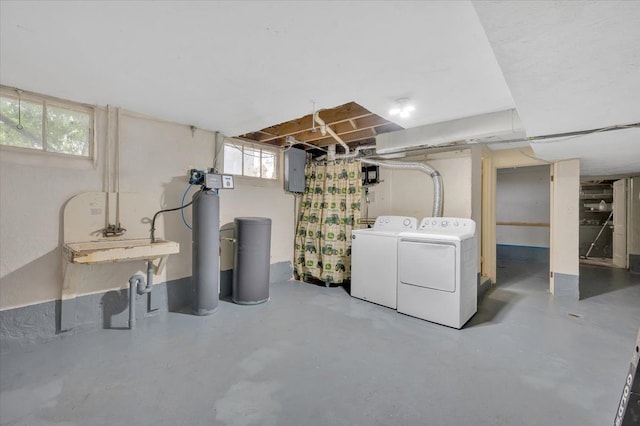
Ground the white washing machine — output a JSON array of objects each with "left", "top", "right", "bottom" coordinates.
[
  {"left": 351, "top": 216, "right": 417, "bottom": 309},
  {"left": 397, "top": 217, "right": 477, "bottom": 329}
]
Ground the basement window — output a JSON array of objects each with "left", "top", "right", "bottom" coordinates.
[
  {"left": 0, "top": 88, "right": 93, "bottom": 158},
  {"left": 223, "top": 140, "right": 277, "bottom": 180}
]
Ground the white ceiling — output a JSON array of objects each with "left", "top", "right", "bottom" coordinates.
[
  {"left": 530, "top": 128, "right": 640, "bottom": 178},
  {"left": 1, "top": 1, "right": 638, "bottom": 176},
  {"left": 474, "top": 1, "right": 640, "bottom": 136},
  {"left": 474, "top": 1, "right": 640, "bottom": 176}
]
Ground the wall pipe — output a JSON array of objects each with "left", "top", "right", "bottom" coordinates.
[
  {"left": 128, "top": 273, "right": 144, "bottom": 329},
  {"left": 360, "top": 158, "right": 444, "bottom": 217},
  {"left": 127, "top": 260, "right": 154, "bottom": 329},
  {"left": 315, "top": 144, "right": 376, "bottom": 161},
  {"left": 326, "top": 144, "right": 336, "bottom": 161},
  {"left": 314, "top": 113, "right": 350, "bottom": 154},
  {"left": 284, "top": 135, "right": 328, "bottom": 152},
  {"left": 140, "top": 261, "right": 154, "bottom": 295},
  {"left": 105, "top": 105, "right": 111, "bottom": 231},
  {"left": 115, "top": 108, "right": 121, "bottom": 228}
]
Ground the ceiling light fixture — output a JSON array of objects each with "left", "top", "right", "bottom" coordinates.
[{"left": 389, "top": 98, "right": 415, "bottom": 118}]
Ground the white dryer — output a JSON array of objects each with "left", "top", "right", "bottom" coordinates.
[
  {"left": 397, "top": 217, "right": 477, "bottom": 329},
  {"left": 351, "top": 216, "right": 417, "bottom": 309}
]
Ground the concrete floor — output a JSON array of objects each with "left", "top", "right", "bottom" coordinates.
[{"left": 1, "top": 260, "right": 639, "bottom": 426}]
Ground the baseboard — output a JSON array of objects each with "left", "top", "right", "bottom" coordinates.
[
  {"left": 220, "top": 261, "right": 293, "bottom": 297},
  {"left": 478, "top": 274, "right": 491, "bottom": 301},
  {"left": 630, "top": 254, "right": 640, "bottom": 274},
  {"left": 554, "top": 272, "right": 579, "bottom": 299},
  {"left": 497, "top": 244, "right": 549, "bottom": 263},
  {"left": 1, "top": 261, "right": 292, "bottom": 348}
]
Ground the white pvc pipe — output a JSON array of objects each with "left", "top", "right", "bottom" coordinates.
[
  {"left": 316, "top": 144, "right": 375, "bottom": 161},
  {"left": 361, "top": 158, "right": 443, "bottom": 217},
  {"left": 314, "top": 113, "right": 350, "bottom": 153},
  {"left": 327, "top": 144, "right": 336, "bottom": 161}
]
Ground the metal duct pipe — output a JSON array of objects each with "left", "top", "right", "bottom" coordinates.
[{"left": 361, "top": 159, "right": 443, "bottom": 217}]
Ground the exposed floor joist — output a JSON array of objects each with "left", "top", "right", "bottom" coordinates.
[{"left": 237, "top": 101, "right": 403, "bottom": 151}]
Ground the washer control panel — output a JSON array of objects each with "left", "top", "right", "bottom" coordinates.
[
  {"left": 418, "top": 217, "right": 476, "bottom": 235},
  {"left": 373, "top": 216, "right": 417, "bottom": 232}
]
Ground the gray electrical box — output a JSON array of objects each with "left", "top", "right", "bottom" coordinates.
[
  {"left": 285, "top": 147, "right": 306, "bottom": 193},
  {"left": 204, "top": 173, "right": 234, "bottom": 190}
]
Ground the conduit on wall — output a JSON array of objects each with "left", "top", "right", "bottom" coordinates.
[{"left": 360, "top": 158, "right": 444, "bottom": 217}]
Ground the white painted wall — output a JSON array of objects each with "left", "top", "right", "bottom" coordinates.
[
  {"left": 551, "top": 159, "right": 580, "bottom": 280},
  {"left": 0, "top": 106, "right": 295, "bottom": 310},
  {"left": 367, "top": 150, "right": 474, "bottom": 220},
  {"left": 218, "top": 174, "right": 296, "bottom": 272},
  {"left": 628, "top": 177, "right": 640, "bottom": 258},
  {"left": 496, "top": 166, "right": 550, "bottom": 247}
]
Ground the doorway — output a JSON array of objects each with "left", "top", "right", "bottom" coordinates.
[
  {"left": 579, "top": 178, "right": 627, "bottom": 269},
  {"left": 495, "top": 165, "right": 551, "bottom": 289}
]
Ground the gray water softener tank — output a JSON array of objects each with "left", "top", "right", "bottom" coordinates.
[
  {"left": 192, "top": 190, "right": 220, "bottom": 315},
  {"left": 233, "top": 217, "right": 272, "bottom": 305}
]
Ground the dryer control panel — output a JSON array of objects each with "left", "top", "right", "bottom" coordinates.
[
  {"left": 418, "top": 217, "right": 476, "bottom": 236},
  {"left": 373, "top": 216, "right": 418, "bottom": 232}
]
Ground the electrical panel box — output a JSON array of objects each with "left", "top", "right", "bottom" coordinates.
[
  {"left": 362, "top": 165, "right": 379, "bottom": 186},
  {"left": 285, "top": 147, "right": 306, "bottom": 193}
]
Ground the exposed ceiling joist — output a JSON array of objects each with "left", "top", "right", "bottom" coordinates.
[
  {"left": 278, "top": 115, "right": 392, "bottom": 145},
  {"left": 245, "top": 102, "right": 372, "bottom": 143},
  {"left": 238, "top": 101, "right": 403, "bottom": 151},
  {"left": 313, "top": 128, "right": 377, "bottom": 148}
]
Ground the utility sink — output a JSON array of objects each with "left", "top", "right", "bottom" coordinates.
[{"left": 64, "top": 239, "right": 180, "bottom": 264}]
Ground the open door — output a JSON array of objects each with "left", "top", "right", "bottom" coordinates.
[{"left": 613, "top": 179, "right": 627, "bottom": 268}]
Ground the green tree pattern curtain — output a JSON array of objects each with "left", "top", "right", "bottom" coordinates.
[{"left": 294, "top": 160, "right": 362, "bottom": 285}]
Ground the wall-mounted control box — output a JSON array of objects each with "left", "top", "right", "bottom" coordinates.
[
  {"left": 188, "top": 169, "right": 234, "bottom": 190},
  {"left": 362, "top": 165, "right": 379, "bottom": 186},
  {"left": 205, "top": 173, "right": 234, "bottom": 190}
]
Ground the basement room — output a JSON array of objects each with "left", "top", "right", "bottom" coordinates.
[{"left": 1, "top": 2, "right": 639, "bottom": 425}]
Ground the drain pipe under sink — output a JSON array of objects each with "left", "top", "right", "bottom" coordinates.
[{"left": 128, "top": 260, "right": 154, "bottom": 329}]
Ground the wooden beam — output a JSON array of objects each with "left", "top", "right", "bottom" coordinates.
[
  {"left": 348, "top": 119, "right": 357, "bottom": 130},
  {"left": 315, "top": 102, "right": 373, "bottom": 126},
  {"left": 286, "top": 115, "right": 393, "bottom": 144},
  {"left": 245, "top": 102, "right": 373, "bottom": 142},
  {"left": 313, "top": 128, "right": 377, "bottom": 148}
]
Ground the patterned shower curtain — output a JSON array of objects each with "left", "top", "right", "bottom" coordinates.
[{"left": 294, "top": 159, "right": 362, "bottom": 285}]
